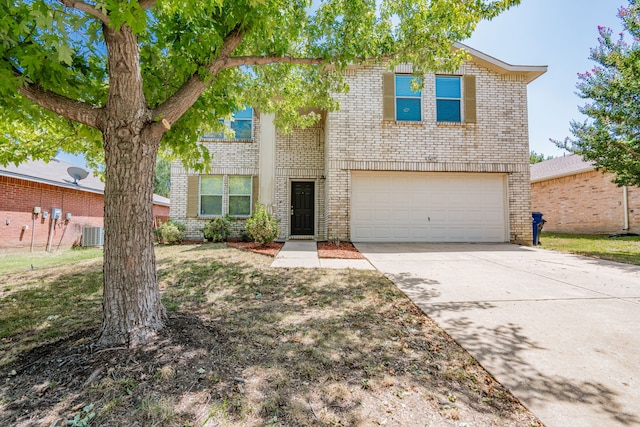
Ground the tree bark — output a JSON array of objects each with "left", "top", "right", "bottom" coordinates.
[{"left": 97, "top": 24, "right": 166, "bottom": 347}]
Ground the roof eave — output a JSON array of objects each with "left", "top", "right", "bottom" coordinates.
[
  {"left": 0, "top": 170, "right": 104, "bottom": 194},
  {"left": 454, "top": 43, "right": 548, "bottom": 84},
  {"left": 530, "top": 166, "right": 595, "bottom": 183}
]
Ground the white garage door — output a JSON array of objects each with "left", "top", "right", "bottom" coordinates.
[{"left": 351, "top": 171, "right": 507, "bottom": 242}]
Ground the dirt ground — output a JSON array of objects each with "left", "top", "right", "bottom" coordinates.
[{"left": 0, "top": 244, "right": 543, "bottom": 426}]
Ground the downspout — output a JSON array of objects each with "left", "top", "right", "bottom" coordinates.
[{"left": 623, "top": 186, "right": 629, "bottom": 230}]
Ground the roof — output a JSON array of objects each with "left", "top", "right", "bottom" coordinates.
[
  {"left": 0, "top": 158, "right": 170, "bottom": 206},
  {"left": 530, "top": 154, "right": 595, "bottom": 183},
  {"left": 454, "top": 43, "right": 547, "bottom": 84}
]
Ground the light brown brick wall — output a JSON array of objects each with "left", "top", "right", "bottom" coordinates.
[
  {"left": 531, "top": 170, "right": 640, "bottom": 234},
  {"left": 172, "top": 60, "right": 535, "bottom": 244},
  {"left": 325, "top": 63, "right": 532, "bottom": 244}
]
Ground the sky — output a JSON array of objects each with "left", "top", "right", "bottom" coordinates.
[
  {"left": 465, "top": 0, "right": 625, "bottom": 158},
  {"left": 57, "top": 0, "right": 627, "bottom": 167}
]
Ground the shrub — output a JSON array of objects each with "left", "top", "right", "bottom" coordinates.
[
  {"left": 245, "top": 204, "right": 279, "bottom": 245},
  {"left": 201, "top": 215, "right": 232, "bottom": 242},
  {"left": 159, "top": 220, "right": 185, "bottom": 245}
]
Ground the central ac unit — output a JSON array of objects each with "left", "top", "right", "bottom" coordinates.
[{"left": 82, "top": 226, "right": 104, "bottom": 247}]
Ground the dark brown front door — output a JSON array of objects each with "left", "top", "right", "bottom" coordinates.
[{"left": 291, "top": 181, "right": 314, "bottom": 235}]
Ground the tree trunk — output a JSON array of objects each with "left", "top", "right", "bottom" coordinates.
[{"left": 97, "top": 24, "right": 166, "bottom": 347}]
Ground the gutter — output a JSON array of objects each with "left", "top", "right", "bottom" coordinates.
[{"left": 530, "top": 166, "right": 595, "bottom": 183}]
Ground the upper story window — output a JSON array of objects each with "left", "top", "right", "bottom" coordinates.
[
  {"left": 395, "top": 75, "right": 422, "bottom": 121},
  {"left": 207, "top": 106, "right": 253, "bottom": 140},
  {"left": 435, "top": 76, "right": 462, "bottom": 123}
]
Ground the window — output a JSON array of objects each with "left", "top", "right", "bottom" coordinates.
[
  {"left": 228, "top": 176, "right": 252, "bottom": 217},
  {"left": 207, "top": 106, "right": 253, "bottom": 140},
  {"left": 200, "top": 175, "right": 223, "bottom": 216},
  {"left": 197, "top": 175, "right": 253, "bottom": 217},
  {"left": 436, "top": 76, "right": 462, "bottom": 122},
  {"left": 395, "top": 75, "right": 422, "bottom": 121},
  {"left": 230, "top": 107, "right": 253, "bottom": 139}
]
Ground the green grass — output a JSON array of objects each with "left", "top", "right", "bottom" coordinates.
[
  {"left": 0, "top": 247, "right": 103, "bottom": 275},
  {"left": 540, "top": 233, "right": 640, "bottom": 266}
]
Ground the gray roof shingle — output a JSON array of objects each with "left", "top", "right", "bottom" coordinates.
[
  {"left": 0, "top": 158, "right": 170, "bottom": 206},
  {"left": 530, "top": 154, "right": 594, "bottom": 182}
]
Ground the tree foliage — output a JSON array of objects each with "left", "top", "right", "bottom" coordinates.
[
  {"left": 1, "top": 0, "right": 520, "bottom": 169},
  {"left": 559, "top": 1, "right": 640, "bottom": 186},
  {"left": 153, "top": 157, "right": 171, "bottom": 197},
  {"left": 530, "top": 150, "right": 554, "bottom": 164}
]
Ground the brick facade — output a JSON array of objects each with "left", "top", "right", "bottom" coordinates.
[
  {"left": 172, "top": 52, "right": 539, "bottom": 245},
  {"left": 531, "top": 170, "right": 640, "bottom": 234},
  {"left": 0, "top": 175, "right": 170, "bottom": 252}
]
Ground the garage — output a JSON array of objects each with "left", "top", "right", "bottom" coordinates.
[{"left": 351, "top": 171, "right": 508, "bottom": 242}]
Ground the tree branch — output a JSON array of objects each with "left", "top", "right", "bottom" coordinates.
[
  {"left": 224, "top": 55, "right": 326, "bottom": 68},
  {"left": 58, "top": 0, "right": 110, "bottom": 25},
  {"left": 154, "top": 24, "right": 246, "bottom": 126},
  {"left": 19, "top": 83, "right": 103, "bottom": 129},
  {"left": 138, "top": 0, "right": 156, "bottom": 9}
]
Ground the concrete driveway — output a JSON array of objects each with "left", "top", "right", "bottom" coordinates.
[{"left": 356, "top": 243, "right": 640, "bottom": 427}]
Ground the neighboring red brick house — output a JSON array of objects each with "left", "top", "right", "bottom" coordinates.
[
  {"left": 0, "top": 158, "right": 170, "bottom": 252},
  {"left": 531, "top": 154, "right": 639, "bottom": 234}
]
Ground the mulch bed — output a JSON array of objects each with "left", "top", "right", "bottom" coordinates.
[
  {"left": 317, "top": 241, "right": 365, "bottom": 259},
  {"left": 226, "top": 241, "right": 283, "bottom": 257}
]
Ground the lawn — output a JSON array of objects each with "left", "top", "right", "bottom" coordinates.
[
  {"left": 539, "top": 232, "right": 640, "bottom": 266},
  {"left": 0, "top": 244, "right": 541, "bottom": 426},
  {"left": 0, "top": 247, "right": 103, "bottom": 275}
]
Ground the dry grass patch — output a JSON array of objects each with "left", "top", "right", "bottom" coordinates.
[{"left": 0, "top": 243, "right": 542, "bottom": 426}]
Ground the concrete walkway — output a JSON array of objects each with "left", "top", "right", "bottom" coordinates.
[
  {"left": 356, "top": 243, "right": 640, "bottom": 427},
  {"left": 270, "top": 241, "right": 374, "bottom": 269}
]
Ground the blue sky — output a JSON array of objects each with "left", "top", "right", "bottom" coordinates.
[
  {"left": 58, "top": 0, "right": 626, "bottom": 167},
  {"left": 465, "top": 0, "right": 625, "bottom": 157}
]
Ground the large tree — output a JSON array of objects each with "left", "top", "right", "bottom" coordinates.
[
  {"left": 0, "top": 0, "right": 518, "bottom": 346},
  {"left": 560, "top": 0, "right": 640, "bottom": 186}
]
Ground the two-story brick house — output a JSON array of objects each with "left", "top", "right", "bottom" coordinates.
[{"left": 171, "top": 44, "right": 546, "bottom": 244}]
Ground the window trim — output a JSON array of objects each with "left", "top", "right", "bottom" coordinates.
[
  {"left": 199, "top": 175, "right": 224, "bottom": 217},
  {"left": 204, "top": 107, "right": 254, "bottom": 141},
  {"left": 198, "top": 175, "right": 253, "bottom": 218},
  {"left": 228, "top": 176, "right": 253, "bottom": 218},
  {"left": 435, "top": 75, "right": 462, "bottom": 123},
  {"left": 394, "top": 74, "right": 423, "bottom": 122}
]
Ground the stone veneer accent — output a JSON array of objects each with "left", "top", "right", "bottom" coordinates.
[{"left": 172, "top": 59, "right": 535, "bottom": 245}]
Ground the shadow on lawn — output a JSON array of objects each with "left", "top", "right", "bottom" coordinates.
[{"left": 1, "top": 250, "right": 539, "bottom": 426}]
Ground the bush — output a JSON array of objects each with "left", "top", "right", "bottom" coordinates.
[
  {"left": 158, "top": 220, "right": 185, "bottom": 245},
  {"left": 245, "top": 204, "right": 279, "bottom": 245},
  {"left": 201, "top": 215, "right": 231, "bottom": 242}
]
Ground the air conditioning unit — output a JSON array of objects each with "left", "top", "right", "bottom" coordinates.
[{"left": 82, "top": 226, "right": 104, "bottom": 247}]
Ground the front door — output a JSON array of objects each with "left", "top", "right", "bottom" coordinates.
[{"left": 291, "top": 181, "right": 314, "bottom": 236}]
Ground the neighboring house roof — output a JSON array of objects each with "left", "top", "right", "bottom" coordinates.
[
  {"left": 530, "top": 154, "right": 595, "bottom": 183},
  {"left": 454, "top": 43, "right": 547, "bottom": 84},
  {"left": 0, "top": 158, "right": 170, "bottom": 206}
]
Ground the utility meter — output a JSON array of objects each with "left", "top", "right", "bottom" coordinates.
[
  {"left": 52, "top": 208, "right": 62, "bottom": 220},
  {"left": 65, "top": 212, "right": 72, "bottom": 221}
]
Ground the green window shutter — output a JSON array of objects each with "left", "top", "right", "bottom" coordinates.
[
  {"left": 382, "top": 73, "right": 395, "bottom": 120},
  {"left": 463, "top": 75, "right": 477, "bottom": 124},
  {"left": 251, "top": 176, "right": 259, "bottom": 214},
  {"left": 186, "top": 176, "right": 199, "bottom": 217}
]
